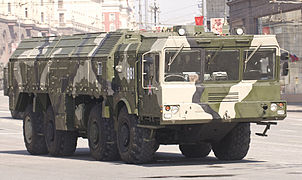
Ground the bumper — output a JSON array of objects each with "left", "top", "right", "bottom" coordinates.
[{"left": 160, "top": 101, "right": 287, "bottom": 125}]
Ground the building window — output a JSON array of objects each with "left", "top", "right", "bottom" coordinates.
[
  {"left": 8, "top": 3, "right": 11, "bottom": 13},
  {"left": 58, "top": 0, "right": 63, "bottom": 9},
  {"left": 59, "top": 13, "right": 65, "bottom": 23},
  {"left": 25, "top": 8, "right": 28, "bottom": 18},
  {"left": 110, "top": 23, "right": 115, "bottom": 31},
  {"left": 3, "top": 30, "right": 7, "bottom": 40},
  {"left": 109, "top": 13, "right": 115, "bottom": 21},
  {"left": 41, "top": 12, "right": 44, "bottom": 22}
]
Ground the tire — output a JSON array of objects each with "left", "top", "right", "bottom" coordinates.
[
  {"left": 212, "top": 123, "right": 251, "bottom": 161},
  {"left": 23, "top": 105, "right": 48, "bottom": 155},
  {"left": 44, "top": 106, "right": 78, "bottom": 156},
  {"left": 117, "top": 107, "right": 157, "bottom": 164},
  {"left": 179, "top": 143, "right": 211, "bottom": 158},
  {"left": 88, "top": 104, "right": 119, "bottom": 161},
  {"left": 11, "top": 110, "right": 24, "bottom": 119}
]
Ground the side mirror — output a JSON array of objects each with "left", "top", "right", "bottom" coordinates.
[
  {"left": 281, "top": 52, "right": 289, "bottom": 61},
  {"left": 282, "top": 62, "right": 289, "bottom": 76}
]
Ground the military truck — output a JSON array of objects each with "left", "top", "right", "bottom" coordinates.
[{"left": 4, "top": 26, "right": 287, "bottom": 164}]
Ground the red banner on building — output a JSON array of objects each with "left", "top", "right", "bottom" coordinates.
[
  {"left": 262, "top": 27, "right": 270, "bottom": 35},
  {"left": 195, "top": 16, "right": 204, "bottom": 26}
]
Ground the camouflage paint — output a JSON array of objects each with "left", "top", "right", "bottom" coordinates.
[{"left": 6, "top": 27, "right": 286, "bottom": 131}]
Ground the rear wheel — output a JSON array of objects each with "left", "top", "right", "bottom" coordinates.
[
  {"left": 23, "top": 105, "right": 48, "bottom": 155},
  {"left": 117, "top": 107, "right": 158, "bottom": 164},
  {"left": 179, "top": 143, "right": 211, "bottom": 158},
  {"left": 212, "top": 123, "right": 251, "bottom": 160},
  {"left": 88, "top": 104, "right": 119, "bottom": 161},
  {"left": 44, "top": 106, "right": 78, "bottom": 156}
]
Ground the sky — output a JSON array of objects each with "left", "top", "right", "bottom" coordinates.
[{"left": 156, "top": 0, "right": 200, "bottom": 26}]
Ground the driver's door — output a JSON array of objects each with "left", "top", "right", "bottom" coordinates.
[{"left": 138, "top": 52, "right": 161, "bottom": 118}]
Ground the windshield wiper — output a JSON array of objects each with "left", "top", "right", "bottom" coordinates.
[
  {"left": 207, "top": 43, "right": 224, "bottom": 65},
  {"left": 244, "top": 44, "right": 262, "bottom": 72},
  {"left": 167, "top": 44, "right": 185, "bottom": 71}
]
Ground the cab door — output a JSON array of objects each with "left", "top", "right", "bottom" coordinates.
[{"left": 138, "top": 52, "right": 161, "bottom": 118}]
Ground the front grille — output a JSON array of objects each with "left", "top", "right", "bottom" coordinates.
[{"left": 208, "top": 92, "right": 239, "bottom": 102}]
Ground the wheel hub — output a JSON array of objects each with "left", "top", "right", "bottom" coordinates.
[
  {"left": 90, "top": 122, "right": 99, "bottom": 145},
  {"left": 24, "top": 116, "right": 33, "bottom": 143},
  {"left": 46, "top": 120, "right": 55, "bottom": 142},
  {"left": 119, "top": 122, "right": 130, "bottom": 150}
]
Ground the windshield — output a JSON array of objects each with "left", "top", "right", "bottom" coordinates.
[
  {"left": 163, "top": 47, "right": 275, "bottom": 83},
  {"left": 243, "top": 48, "right": 276, "bottom": 80},
  {"left": 165, "top": 48, "right": 202, "bottom": 82},
  {"left": 205, "top": 50, "right": 240, "bottom": 81}
]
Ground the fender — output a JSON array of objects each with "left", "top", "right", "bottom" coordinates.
[{"left": 116, "top": 97, "right": 138, "bottom": 116}]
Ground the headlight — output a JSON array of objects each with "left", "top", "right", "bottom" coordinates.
[
  {"left": 164, "top": 113, "right": 172, "bottom": 119},
  {"left": 270, "top": 103, "right": 278, "bottom": 112},
  {"left": 171, "top": 106, "right": 179, "bottom": 114}
]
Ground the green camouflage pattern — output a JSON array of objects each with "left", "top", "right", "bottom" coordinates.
[{"left": 5, "top": 26, "right": 286, "bottom": 131}]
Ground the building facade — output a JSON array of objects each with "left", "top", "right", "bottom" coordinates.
[
  {"left": 0, "top": 0, "right": 136, "bottom": 64},
  {"left": 228, "top": 0, "right": 302, "bottom": 101},
  {"left": 206, "top": 0, "right": 229, "bottom": 19},
  {"left": 102, "top": 0, "right": 136, "bottom": 32}
]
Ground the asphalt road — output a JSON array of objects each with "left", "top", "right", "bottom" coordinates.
[{"left": 0, "top": 92, "right": 302, "bottom": 180}]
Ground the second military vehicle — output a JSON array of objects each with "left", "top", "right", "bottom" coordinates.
[{"left": 4, "top": 25, "right": 286, "bottom": 163}]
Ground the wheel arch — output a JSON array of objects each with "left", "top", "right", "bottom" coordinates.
[
  {"left": 115, "top": 98, "right": 133, "bottom": 118},
  {"left": 14, "top": 93, "right": 32, "bottom": 112},
  {"left": 14, "top": 92, "right": 51, "bottom": 114}
]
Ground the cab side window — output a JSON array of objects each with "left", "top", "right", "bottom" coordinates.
[{"left": 143, "top": 53, "right": 159, "bottom": 87}]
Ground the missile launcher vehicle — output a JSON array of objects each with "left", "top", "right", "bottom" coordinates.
[{"left": 4, "top": 26, "right": 287, "bottom": 163}]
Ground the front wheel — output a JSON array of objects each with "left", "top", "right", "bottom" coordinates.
[
  {"left": 212, "top": 123, "right": 251, "bottom": 161},
  {"left": 179, "top": 143, "right": 211, "bottom": 158},
  {"left": 117, "top": 107, "right": 158, "bottom": 164}
]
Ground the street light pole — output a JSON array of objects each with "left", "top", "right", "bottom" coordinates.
[
  {"left": 18, "top": 19, "right": 21, "bottom": 42},
  {"left": 139, "top": 0, "right": 142, "bottom": 29},
  {"left": 203, "top": 0, "right": 207, "bottom": 32},
  {"left": 145, "top": 0, "right": 148, "bottom": 30}
]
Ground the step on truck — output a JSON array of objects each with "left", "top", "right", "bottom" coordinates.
[{"left": 4, "top": 25, "right": 287, "bottom": 163}]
